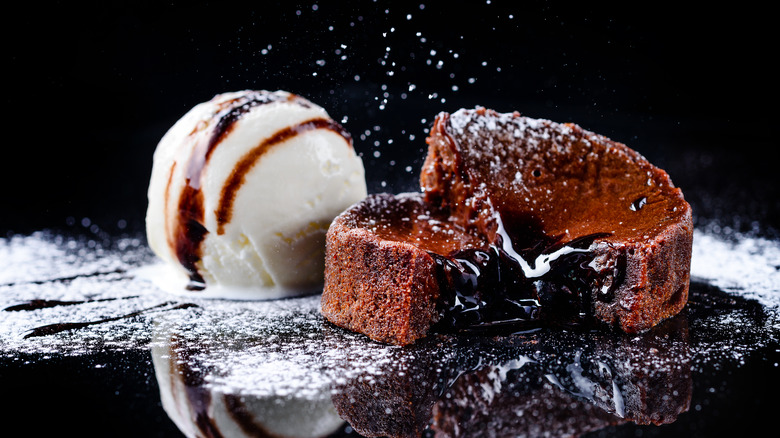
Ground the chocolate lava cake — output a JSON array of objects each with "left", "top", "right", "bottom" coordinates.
[{"left": 322, "top": 108, "right": 693, "bottom": 345}]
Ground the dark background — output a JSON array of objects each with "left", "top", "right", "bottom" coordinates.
[
  {"left": 3, "top": 1, "right": 777, "bottom": 238},
  {"left": 2, "top": 3, "right": 779, "bottom": 437}
]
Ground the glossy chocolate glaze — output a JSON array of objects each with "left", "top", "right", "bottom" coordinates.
[
  {"left": 342, "top": 192, "right": 484, "bottom": 256},
  {"left": 170, "top": 91, "right": 351, "bottom": 290},
  {"left": 433, "top": 229, "right": 611, "bottom": 332}
]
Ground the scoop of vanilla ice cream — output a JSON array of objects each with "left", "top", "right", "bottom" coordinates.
[{"left": 145, "top": 90, "right": 366, "bottom": 298}]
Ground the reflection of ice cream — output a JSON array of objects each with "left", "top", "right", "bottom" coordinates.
[
  {"left": 151, "top": 323, "right": 345, "bottom": 438},
  {"left": 145, "top": 90, "right": 366, "bottom": 298}
]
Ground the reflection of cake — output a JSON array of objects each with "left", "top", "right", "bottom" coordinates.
[
  {"left": 330, "top": 360, "right": 442, "bottom": 438},
  {"left": 322, "top": 108, "right": 693, "bottom": 345},
  {"left": 326, "top": 334, "right": 456, "bottom": 438},
  {"left": 431, "top": 317, "right": 692, "bottom": 437},
  {"left": 328, "top": 314, "right": 691, "bottom": 438},
  {"left": 432, "top": 367, "right": 624, "bottom": 438},
  {"left": 595, "top": 314, "right": 692, "bottom": 425}
]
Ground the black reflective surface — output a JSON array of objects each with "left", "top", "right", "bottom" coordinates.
[{"left": 3, "top": 2, "right": 779, "bottom": 437}]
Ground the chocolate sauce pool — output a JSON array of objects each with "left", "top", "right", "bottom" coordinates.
[{"left": 431, "top": 210, "right": 612, "bottom": 332}]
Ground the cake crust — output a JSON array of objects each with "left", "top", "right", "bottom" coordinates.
[{"left": 322, "top": 194, "right": 462, "bottom": 345}]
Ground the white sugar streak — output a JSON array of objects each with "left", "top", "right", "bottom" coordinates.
[{"left": 691, "top": 230, "right": 780, "bottom": 311}]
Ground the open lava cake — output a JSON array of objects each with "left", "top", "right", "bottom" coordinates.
[{"left": 322, "top": 108, "right": 693, "bottom": 345}]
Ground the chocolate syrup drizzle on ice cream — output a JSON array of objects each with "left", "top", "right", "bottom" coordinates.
[
  {"left": 172, "top": 92, "right": 349, "bottom": 288},
  {"left": 145, "top": 90, "right": 366, "bottom": 297}
]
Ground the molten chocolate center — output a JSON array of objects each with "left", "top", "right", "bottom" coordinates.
[{"left": 432, "top": 213, "right": 611, "bottom": 332}]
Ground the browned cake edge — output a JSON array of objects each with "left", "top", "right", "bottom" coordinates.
[
  {"left": 322, "top": 216, "right": 442, "bottom": 345},
  {"left": 589, "top": 210, "right": 693, "bottom": 333}
]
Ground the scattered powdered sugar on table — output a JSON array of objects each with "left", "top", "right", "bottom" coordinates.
[
  {"left": 0, "top": 231, "right": 161, "bottom": 355},
  {"left": 1, "top": 227, "right": 779, "bottom": 401},
  {"left": 0, "top": 231, "right": 145, "bottom": 286},
  {"left": 691, "top": 229, "right": 780, "bottom": 312},
  {"left": 0, "top": 230, "right": 412, "bottom": 400},
  {"left": 149, "top": 295, "right": 403, "bottom": 400}
]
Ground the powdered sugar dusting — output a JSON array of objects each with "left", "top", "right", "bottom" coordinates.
[
  {"left": 1, "top": 227, "right": 778, "bottom": 408},
  {"left": 0, "top": 231, "right": 145, "bottom": 286},
  {"left": 691, "top": 229, "right": 780, "bottom": 312},
  {"left": 150, "top": 295, "right": 401, "bottom": 400},
  {"left": 447, "top": 108, "right": 566, "bottom": 153}
]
